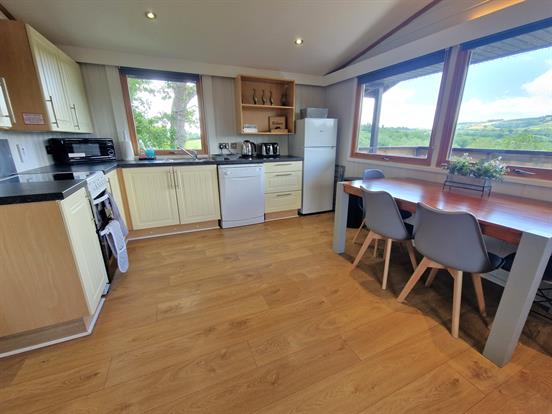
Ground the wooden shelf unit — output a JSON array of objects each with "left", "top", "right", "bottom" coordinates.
[{"left": 235, "top": 75, "right": 295, "bottom": 135}]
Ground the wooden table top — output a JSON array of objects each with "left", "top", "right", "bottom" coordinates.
[{"left": 343, "top": 178, "right": 552, "bottom": 244}]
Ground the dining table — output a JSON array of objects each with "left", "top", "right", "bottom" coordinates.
[{"left": 333, "top": 178, "right": 552, "bottom": 367}]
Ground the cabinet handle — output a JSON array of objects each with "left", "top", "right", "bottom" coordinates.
[
  {"left": 276, "top": 193, "right": 293, "bottom": 197},
  {"left": 274, "top": 173, "right": 292, "bottom": 177},
  {"left": 0, "top": 77, "right": 16, "bottom": 124},
  {"left": 274, "top": 163, "right": 292, "bottom": 167},
  {"left": 71, "top": 104, "right": 80, "bottom": 129},
  {"left": 46, "top": 96, "right": 59, "bottom": 127}
]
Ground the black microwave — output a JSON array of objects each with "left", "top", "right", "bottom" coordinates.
[{"left": 46, "top": 138, "right": 116, "bottom": 164}]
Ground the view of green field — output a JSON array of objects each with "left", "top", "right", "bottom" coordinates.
[{"left": 358, "top": 115, "right": 552, "bottom": 152}]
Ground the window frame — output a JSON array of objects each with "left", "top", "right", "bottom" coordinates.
[
  {"left": 120, "top": 69, "right": 208, "bottom": 156},
  {"left": 436, "top": 20, "right": 552, "bottom": 181},
  {"left": 350, "top": 50, "right": 450, "bottom": 166}
]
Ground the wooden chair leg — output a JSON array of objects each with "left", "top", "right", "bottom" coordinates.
[
  {"left": 381, "top": 239, "right": 393, "bottom": 290},
  {"left": 351, "top": 231, "right": 374, "bottom": 269},
  {"left": 450, "top": 270, "right": 463, "bottom": 338},
  {"left": 405, "top": 241, "right": 418, "bottom": 271},
  {"left": 352, "top": 219, "right": 366, "bottom": 244},
  {"left": 372, "top": 239, "right": 379, "bottom": 258},
  {"left": 397, "top": 257, "right": 431, "bottom": 302},
  {"left": 425, "top": 268, "right": 439, "bottom": 287},
  {"left": 471, "top": 273, "right": 487, "bottom": 317}
]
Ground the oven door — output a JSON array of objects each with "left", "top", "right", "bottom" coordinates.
[{"left": 91, "top": 191, "right": 117, "bottom": 282}]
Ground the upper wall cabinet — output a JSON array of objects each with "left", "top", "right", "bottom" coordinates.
[{"left": 0, "top": 21, "right": 93, "bottom": 133}]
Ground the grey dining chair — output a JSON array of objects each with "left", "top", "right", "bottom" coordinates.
[
  {"left": 351, "top": 188, "right": 418, "bottom": 290},
  {"left": 351, "top": 169, "right": 385, "bottom": 253},
  {"left": 397, "top": 203, "right": 504, "bottom": 338}
]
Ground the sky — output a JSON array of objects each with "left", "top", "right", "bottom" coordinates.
[{"left": 360, "top": 45, "right": 552, "bottom": 129}]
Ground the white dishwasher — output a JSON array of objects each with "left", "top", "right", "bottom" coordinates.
[{"left": 218, "top": 164, "right": 264, "bottom": 228}]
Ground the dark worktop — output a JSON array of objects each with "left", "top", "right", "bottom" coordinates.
[
  {"left": 0, "top": 179, "right": 86, "bottom": 205},
  {"left": 117, "top": 155, "right": 303, "bottom": 168},
  {"left": 0, "top": 156, "right": 303, "bottom": 205}
]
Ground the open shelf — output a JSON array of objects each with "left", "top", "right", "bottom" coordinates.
[
  {"left": 235, "top": 75, "right": 296, "bottom": 135},
  {"left": 241, "top": 104, "right": 294, "bottom": 110}
]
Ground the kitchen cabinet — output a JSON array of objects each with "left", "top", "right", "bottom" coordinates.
[
  {"left": 264, "top": 161, "right": 302, "bottom": 218},
  {"left": 122, "top": 165, "right": 221, "bottom": 231},
  {"left": 0, "top": 21, "right": 49, "bottom": 132},
  {"left": 60, "top": 188, "right": 108, "bottom": 314},
  {"left": 174, "top": 165, "right": 220, "bottom": 224},
  {"left": 0, "top": 21, "right": 93, "bottom": 133},
  {"left": 123, "top": 167, "right": 181, "bottom": 230},
  {"left": 0, "top": 78, "right": 14, "bottom": 129},
  {"left": 0, "top": 188, "right": 106, "bottom": 338},
  {"left": 106, "top": 169, "right": 128, "bottom": 228},
  {"left": 59, "top": 57, "right": 94, "bottom": 133}
]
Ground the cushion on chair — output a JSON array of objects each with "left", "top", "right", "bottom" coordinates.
[
  {"left": 400, "top": 210, "right": 412, "bottom": 220},
  {"left": 487, "top": 253, "right": 505, "bottom": 272},
  {"left": 502, "top": 253, "right": 552, "bottom": 280}
]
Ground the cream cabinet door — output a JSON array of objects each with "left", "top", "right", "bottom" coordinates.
[
  {"left": 174, "top": 165, "right": 221, "bottom": 224},
  {"left": 59, "top": 57, "right": 93, "bottom": 133},
  {"left": 123, "top": 167, "right": 180, "bottom": 229},
  {"left": 27, "top": 26, "right": 74, "bottom": 132},
  {"left": 60, "top": 188, "right": 108, "bottom": 315},
  {"left": 106, "top": 169, "right": 127, "bottom": 228}
]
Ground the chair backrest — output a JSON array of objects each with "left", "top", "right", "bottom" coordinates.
[
  {"left": 414, "top": 203, "right": 493, "bottom": 273},
  {"left": 362, "top": 188, "right": 410, "bottom": 240},
  {"left": 362, "top": 169, "right": 385, "bottom": 180}
]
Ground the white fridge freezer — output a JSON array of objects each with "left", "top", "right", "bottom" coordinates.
[{"left": 290, "top": 118, "right": 338, "bottom": 214}]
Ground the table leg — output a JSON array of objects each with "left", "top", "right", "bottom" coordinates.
[
  {"left": 483, "top": 232, "right": 552, "bottom": 366},
  {"left": 333, "top": 182, "right": 349, "bottom": 253}
]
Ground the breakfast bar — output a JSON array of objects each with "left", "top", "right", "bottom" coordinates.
[{"left": 333, "top": 178, "right": 552, "bottom": 366}]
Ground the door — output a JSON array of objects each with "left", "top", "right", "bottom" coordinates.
[
  {"left": 123, "top": 167, "right": 180, "bottom": 229},
  {"left": 302, "top": 147, "right": 336, "bottom": 214},
  {"left": 174, "top": 165, "right": 221, "bottom": 224},
  {"left": 60, "top": 188, "right": 108, "bottom": 315},
  {"left": 60, "top": 57, "right": 93, "bottom": 133},
  {"left": 106, "top": 169, "right": 127, "bottom": 228},
  {"left": 27, "top": 25, "right": 74, "bottom": 132},
  {"left": 304, "top": 118, "right": 338, "bottom": 147}
]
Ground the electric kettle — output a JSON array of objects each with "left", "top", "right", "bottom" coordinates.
[{"left": 241, "top": 140, "right": 257, "bottom": 157}]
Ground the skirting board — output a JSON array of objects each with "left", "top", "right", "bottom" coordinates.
[
  {"left": 0, "top": 298, "right": 105, "bottom": 358},
  {"left": 265, "top": 210, "right": 299, "bottom": 221},
  {"left": 128, "top": 220, "right": 220, "bottom": 240}
]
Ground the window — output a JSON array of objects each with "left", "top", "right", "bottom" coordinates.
[
  {"left": 443, "top": 23, "right": 552, "bottom": 177},
  {"left": 352, "top": 51, "right": 446, "bottom": 164},
  {"left": 120, "top": 68, "right": 207, "bottom": 155}
]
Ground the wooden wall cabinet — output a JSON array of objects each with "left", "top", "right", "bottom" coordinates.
[
  {"left": 0, "top": 21, "right": 93, "bottom": 133},
  {"left": 123, "top": 165, "right": 221, "bottom": 230},
  {"left": 0, "top": 188, "right": 107, "bottom": 338},
  {"left": 235, "top": 75, "right": 295, "bottom": 135}
]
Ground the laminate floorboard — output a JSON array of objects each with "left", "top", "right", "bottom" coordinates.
[{"left": 0, "top": 213, "right": 550, "bottom": 413}]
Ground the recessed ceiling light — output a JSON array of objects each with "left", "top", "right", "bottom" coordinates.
[
  {"left": 145, "top": 11, "right": 157, "bottom": 20},
  {"left": 294, "top": 38, "right": 304, "bottom": 46}
]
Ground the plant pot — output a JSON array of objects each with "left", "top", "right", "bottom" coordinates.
[{"left": 443, "top": 174, "right": 492, "bottom": 197}]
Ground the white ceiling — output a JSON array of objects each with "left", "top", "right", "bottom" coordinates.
[{"left": 2, "top": 0, "right": 432, "bottom": 76}]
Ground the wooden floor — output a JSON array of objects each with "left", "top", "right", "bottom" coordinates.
[{"left": 1, "top": 213, "right": 551, "bottom": 413}]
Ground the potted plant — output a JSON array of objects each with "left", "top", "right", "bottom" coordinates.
[{"left": 443, "top": 154, "right": 508, "bottom": 196}]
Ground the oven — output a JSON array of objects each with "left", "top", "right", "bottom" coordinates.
[{"left": 46, "top": 138, "right": 116, "bottom": 164}]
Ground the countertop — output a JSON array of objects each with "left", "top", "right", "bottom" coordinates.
[
  {"left": 0, "top": 156, "right": 303, "bottom": 205},
  {"left": 0, "top": 179, "right": 86, "bottom": 205}
]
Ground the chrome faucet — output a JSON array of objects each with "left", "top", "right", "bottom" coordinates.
[{"left": 177, "top": 146, "right": 198, "bottom": 160}]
